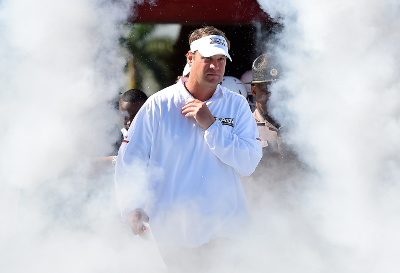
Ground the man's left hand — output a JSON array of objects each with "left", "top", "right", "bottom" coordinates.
[{"left": 127, "top": 208, "right": 149, "bottom": 238}]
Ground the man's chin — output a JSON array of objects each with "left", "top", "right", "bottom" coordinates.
[{"left": 206, "top": 75, "right": 222, "bottom": 85}]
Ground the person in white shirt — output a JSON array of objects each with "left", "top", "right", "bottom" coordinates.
[{"left": 115, "top": 26, "right": 262, "bottom": 271}]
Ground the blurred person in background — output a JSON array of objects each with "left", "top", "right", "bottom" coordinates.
[
  {"left": 118, "top": 88, "right": 149, "bottom": 143},
  {"left": 247, "top": 54, "right": 281, "bottom": 160},
  {"left": 115, "top": 26, "right": 262, "bottom": 272},
  {"left": 93, "top": 89, "right": 148, "bottom": 170},
  {"left": 243, "top": 53, "right": 304, "bottom": 206}
]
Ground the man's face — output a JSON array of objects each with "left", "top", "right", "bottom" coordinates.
[
  {"left": 188, "top": 51, "right": 226, "bottom": 88},
  {"left": 119, "top": 99, "right": 144, "bottom": 130},
  {"left": 251, "top": 82, "right": 272, "bottom": 117}
]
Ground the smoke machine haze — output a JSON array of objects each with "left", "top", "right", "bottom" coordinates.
[
  {"left": 1, "top": 0, "right": 400, "bottom": 272},
  {"left": 0, "top": 0, "right": 165, "bottom": 272},
  {"left": 252, "top": 0, "right": 400, "bottom": 272}
]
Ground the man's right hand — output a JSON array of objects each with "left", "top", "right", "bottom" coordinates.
[
  {"left": 181, "top": 99, "right": 216, "bottom": 129},
  {"left": 127, "top": 208, "right": 149, "bottom": 237}
]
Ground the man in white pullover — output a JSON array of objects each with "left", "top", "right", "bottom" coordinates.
[{"left": 115, "top": 26, "right": 262, "bottom": 271}]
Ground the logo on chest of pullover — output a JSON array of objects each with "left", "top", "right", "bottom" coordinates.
[{"left": 214, "top": 117, "right": 234, "bottom": 127}]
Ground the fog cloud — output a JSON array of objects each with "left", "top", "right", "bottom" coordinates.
[
  {"left": 0, "top": 0, "right": 166, "bottom": 272},
  {"left": 248, "top": 0, "right": 400, "bottom": 272},
  {"left": 1, "top": 0, "right": 400, "bottom": 272}
]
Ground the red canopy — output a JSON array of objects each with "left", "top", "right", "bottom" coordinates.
[{"left": 129, "top": 0, "right": 271, "bottom": 25}]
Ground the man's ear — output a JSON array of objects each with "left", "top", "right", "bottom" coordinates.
[{"left": 187, "top": 51, "right": 194, "bottom": 65}]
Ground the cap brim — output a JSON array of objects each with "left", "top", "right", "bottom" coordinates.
[
  {"left": 243, "top": 79, "right": 279, "bottom": 84},
  {"left": 197, "top": 47, "right": 232, "bottom": 61}
]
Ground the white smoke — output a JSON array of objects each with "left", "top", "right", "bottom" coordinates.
[
  {"left": 245, "top": 0, "right": 400, "bottom": 272},
  {"left": 0, "top": 0, "right": 165, "bottom": 272},
  {"left": 2, "top": 0, "right": 400, "bottom": 271}
]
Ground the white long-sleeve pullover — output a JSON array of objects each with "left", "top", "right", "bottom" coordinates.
[{"left": 115, "top": 78, "right": 262, "bottom": 248}]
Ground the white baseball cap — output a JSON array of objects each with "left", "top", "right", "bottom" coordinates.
[
  {"left": 182, "top": 35, "right": 232, "bottom": 76},
  {"left": 221, "top": 76, "right": 247, "bottom": 98},
  {"left": 190, "top": 35, "right": 232, "bottom": 61}
]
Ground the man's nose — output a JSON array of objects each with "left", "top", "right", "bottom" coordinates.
[{"left": 210, "top": 61, "right": 218, "bottom": 69}]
